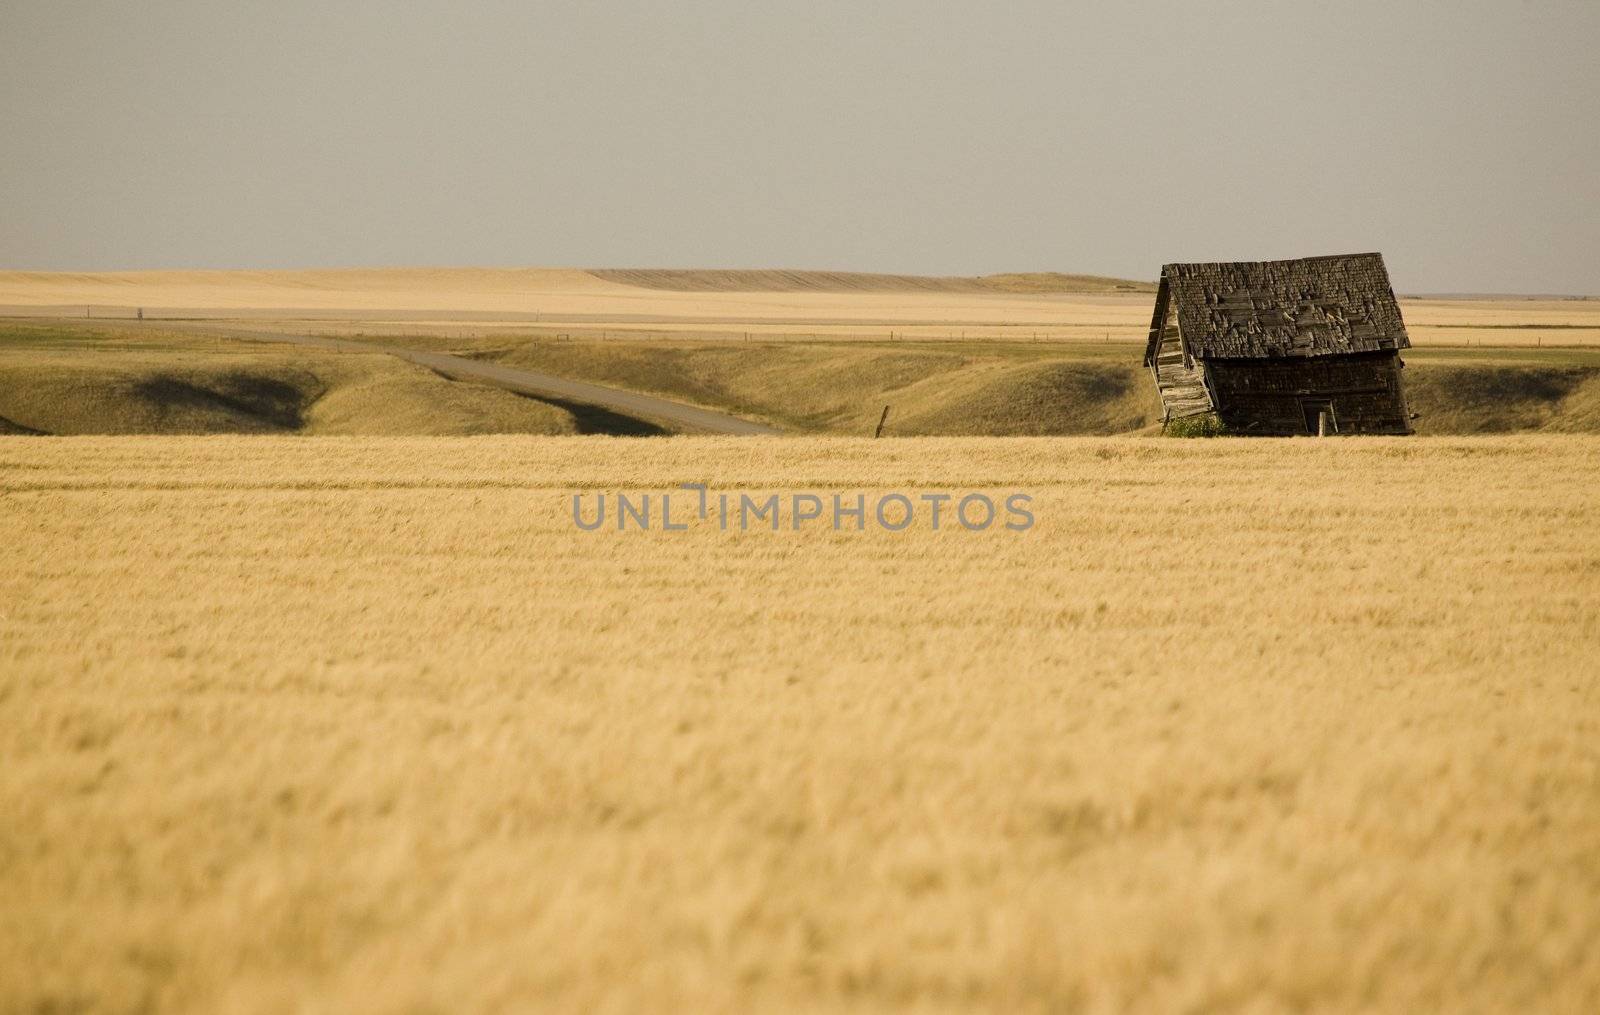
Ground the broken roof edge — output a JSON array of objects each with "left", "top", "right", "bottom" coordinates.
[
  {"left": 1141, "top": 275, "right": 1172, "bottom": 368},
  {"left": 1160, "top": 251, "right": 1388, "bottom": 274}
]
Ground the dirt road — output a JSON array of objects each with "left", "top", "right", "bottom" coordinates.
[{"left": 212, "top": 328, "right": 782, "bottom": 436}]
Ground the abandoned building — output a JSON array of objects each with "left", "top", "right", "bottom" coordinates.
[{"left": 1144, "top": 252, "right": 1414, "bottom": 435}]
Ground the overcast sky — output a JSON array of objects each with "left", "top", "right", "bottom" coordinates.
[{"left": 2, "top": 1, "right": 1596, "bottom": 293}]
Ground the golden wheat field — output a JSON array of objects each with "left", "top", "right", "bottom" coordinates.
[
  {"left": 3, "top": 267, "right": 1597, "bottom": 347},
  {"left": 3, "top": 435, "right": 1599, "bottom": 1012}
]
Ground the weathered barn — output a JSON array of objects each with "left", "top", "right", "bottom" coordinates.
[{"left": 1144, "top": 252, "right": 1414, "bottom": 435}]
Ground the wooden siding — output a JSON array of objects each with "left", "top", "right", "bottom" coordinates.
[
  {"left": 1206, "top": 352, "right": 1412, "bottom": 435},
  {"left": 1150, "top": 296, "right": 1212, "bottom": 419}
]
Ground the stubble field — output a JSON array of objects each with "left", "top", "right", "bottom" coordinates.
[{"left": 3, "top": 435, "right": 1599, "bottom": 1011}]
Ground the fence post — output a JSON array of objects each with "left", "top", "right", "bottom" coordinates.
[{"left": 874, "top": 405, "right": 891, "bottom": 438}]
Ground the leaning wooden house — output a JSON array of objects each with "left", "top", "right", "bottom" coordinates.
[{"left": 1145, "top": 252, "right": 1414, "bottom": 434}]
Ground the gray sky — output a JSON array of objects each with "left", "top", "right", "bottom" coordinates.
[{"left": 2, "top": 1, "right": 1596, "bottom": 293}]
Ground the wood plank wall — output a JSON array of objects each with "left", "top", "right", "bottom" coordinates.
[
  {"left": 1206, "top": 352, "right": 1411, "bottom": 435},
  {"left": 1152, "top": 299, "right": 1213, "bottom": 419}
]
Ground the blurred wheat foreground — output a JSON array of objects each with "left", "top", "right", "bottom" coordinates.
[{"left": 3, "top": 435, "right": 1599, "bottom": 1010}]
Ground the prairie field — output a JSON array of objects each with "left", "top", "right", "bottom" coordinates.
[
  {"left": 2, "top": 267, "right": 1597, "bottom": 347},
  {"left": 7, "top": 0, "right": 1597, "bottom": 1010},
  {"left": 6, "top": 268, "right": 1600, "bottom": 442},
  {"left": 3, "top": 435, "right": 1599, "bottom": 1012},
  {"left": 7, "top": 323, "right": 1600, "bottom": 438}
]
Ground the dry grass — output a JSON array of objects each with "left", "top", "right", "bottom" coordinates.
[
  {"left": 355, "top": 336, "right": 1600, "bottom": 436},
  {"left": 475, "top": 339, "right": 1158, "bottom": 435},
  {"left": 588, "top": 269, "right": 1154, "bottom": 294},
  {"left": 3, "top": 435, "right": 1599, "bottom": 1012},
  {"left": 0, "top": 325, "right": 574, "bottom": 436},
  {"left": 8, "top": 324, "right": 1600, "bottom": 437},
  {"left": 3, "top": 268, "right": 1595, "bottom": 347}
]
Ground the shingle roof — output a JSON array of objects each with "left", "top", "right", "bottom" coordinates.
[{"left": 1161, "top": 252, "right": 1409, "bottom": 360}]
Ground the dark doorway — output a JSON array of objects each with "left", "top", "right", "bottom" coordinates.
[{"left": 1300, "top": 399, "right": 1335, "bottom": 435}]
